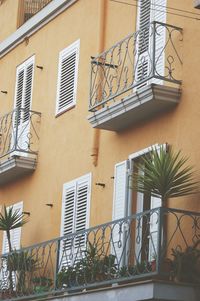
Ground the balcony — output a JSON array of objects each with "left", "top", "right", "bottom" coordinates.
[
  {"left": 0, "top": 207, "right": 199, "bottom": 301},
  {"left": 18, "top": 0, "right": 53, "bottom": 27},
  {"left": 0, "top": 108, "right": 41, "bottom": 185},
  {"left": 88, "top": 22, "right": 183, "bottom": 131}
]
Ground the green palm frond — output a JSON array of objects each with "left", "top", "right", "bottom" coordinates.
[
  {"left": 132, "top": 146, "right": 198, "bottom": 205},
  {"left": 0, "top": 205, "right": 28, "bottom": 232}
]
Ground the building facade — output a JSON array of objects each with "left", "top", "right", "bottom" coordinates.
[{"left": 0, "top": 0, "right": 199, "bottom": 300}]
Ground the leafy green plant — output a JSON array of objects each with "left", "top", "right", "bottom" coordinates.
[
  {"left": 0, "top": 205, "right": 28, "bottom": 253},
  {"left": 32, "top": 276, "right": 52, "bottom": 294},
  {"left": 171, "top": 240, "right": 200, "bottom": 283},
  {"left": 6, "top": 250, "right": 38, "bottom": 294},
  {"left": 119, "top": 261, "right": 151, "bottom": 277},
  {"left": 57, "top": 242, "right": 117, "bottom": 289},
  {"left": 132, "top": 146, "right": 198, "bottom": 206},
  {"left": 0, "top": 205, "right": 29, "bottom": 291}
]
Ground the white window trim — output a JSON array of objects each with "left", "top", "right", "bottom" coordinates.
[
  {"left": 128, "top": 143, "right": 162, "bottom": 160},
  {"left": 60, "top": 172, "right": 91, "bottom": 237},
  {"left": 55, "top": 39, "right": 80, "bottom": 116}
]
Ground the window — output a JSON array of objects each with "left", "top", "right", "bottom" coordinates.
[
  {"left": 14, "top": 56, "right": 35, "bottom": 117},
  {"left": 13, "top": 56, "right": 35, "bottom": 154},
  {"left": 56, "top": 40, "right": 80, "bottom": 115},
  {"left": 2, "top": 201, "right": 23, "bottom": 254},
  {"left": 60, "top": 173, "right": 91, "bottom": 265}
]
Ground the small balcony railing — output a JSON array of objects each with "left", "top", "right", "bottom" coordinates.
[
  {"left": 89, "top": 22, "right": 183, "bottom": 112},
  {"left": 0, "top": 207, "right": 199, "bottom": 300},
  {"left": 18, "top": 0, "right": 53, "bottom": 26},
  {"left": 0, "top": 108, "right": 41, "bottom": 160}
]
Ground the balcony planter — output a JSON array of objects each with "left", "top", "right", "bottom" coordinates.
[{"left": 171, "top": 240, "right": 200, "bottom": 284}]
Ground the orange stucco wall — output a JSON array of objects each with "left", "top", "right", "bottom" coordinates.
[{"left": 0, "top": 0, "right": 199, "bottom": 252}]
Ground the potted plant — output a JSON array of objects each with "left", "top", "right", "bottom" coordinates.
[
  {"left": 171, "top": 240, "right": 200, "bottom": 284},
  {"left": 132, "top": 146, "right": 198, "bottom": 207},
  {"left": 0, "top": 205, "right": 29, "bottom": 292},
  {"left": 132, "top": 146, "right": 198, "bottom": 279}
]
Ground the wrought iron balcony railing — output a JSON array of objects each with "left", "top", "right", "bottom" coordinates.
[
  {"left": 89, "top": 22, "right": 183, "bottom": 112},
  {"left": 0, "top": 108, "right": 41, "bottom": 160},
  {"left": 18, "top": 0, "right": 53, "bottom": 26},
  {"left": 0, "top": 207, "right": 199, "bottom": 300}
]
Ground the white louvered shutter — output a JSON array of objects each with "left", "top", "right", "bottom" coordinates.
[
  {"left": 135, "top": 0, "right": 151, "bottom": 85},
  {"left": 74, "top": 178, "right": 90, "bottom": 250},
  {"left": 56, "top": 40, "right": 80, "bottom": 115},
  {"left": 136, "top": 0, "right": 166, "bottom": 87},
  {"left": 60, "top": 173, "right": 91, "bottom": 266},
  {"left": 13, "top": 56, "right": 34, "bottom": 155},
  {"left": 23, "top": 61, "right": 34, "bottom": 122},
  {"left": 60, "top": 181, "right": 76, "bottom": 266},
  {"left": 112, "top": 161, "right": 128, "bottom": 266}
]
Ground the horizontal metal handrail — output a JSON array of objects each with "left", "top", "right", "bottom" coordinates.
[
  {"left": 0, "top": 207, "right": 199, "bottom": 300},
  {"left": 0, "top": 108, "right": 41, "bottom": 159},
  {"left": 89, "top": 21, "right": 183, "bottom": 111}
]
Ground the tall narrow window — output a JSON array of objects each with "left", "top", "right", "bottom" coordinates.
[
  {"left": 60, "top": 173, "right": 91, "bottom": 265},
  {"left": 13, "top": 56, "right": 35, "bottom": 154},
  {"left": 56, "top": 40, "right": 80, "bottom": 115},
  {"left": 14, "top": 56, "right": 35, "bottom": 121}
]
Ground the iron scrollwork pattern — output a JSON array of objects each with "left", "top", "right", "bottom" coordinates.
[
  {"left": 0, "top": 207, "right": 199, "bottom": 300},
  {"left": 89, "top": 22, "right": 183, "bottom": 111}
]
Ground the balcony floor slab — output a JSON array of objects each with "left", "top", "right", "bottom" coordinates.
[
  {"left": 0, "top": 155, "right": 37, "bottom": 185},
  {"left": 88, "top": 84, "right": 181, "bottom": 131},
  {"left": 42, "top": 280, "right": 200, "bottom": 301}
]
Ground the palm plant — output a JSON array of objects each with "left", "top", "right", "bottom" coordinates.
[
  {"left": 132, "top": 146, "right": 198, "bottom": 207},
  {"left": 0, "top": 205, "right": 28, "bottom": 291},
  {"left": 0, "top": 205, "right": 28, "bottom": 253}
]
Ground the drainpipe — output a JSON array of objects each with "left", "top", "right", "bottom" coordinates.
[{"left": 91, "top": 0, "right": 107, "bottom": 166}]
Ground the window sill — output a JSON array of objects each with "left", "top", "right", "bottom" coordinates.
[{"left": 55, "top": 104, "right": 76, "bottom": 118}]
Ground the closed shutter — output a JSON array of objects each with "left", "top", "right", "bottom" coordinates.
[
  {"left": 56, "top": 40, "right": 80, "bottom": 115},
  {"left": 74, "top": 178, "right": 90, "bottom": 250},
  {"left": 15, "top": 69, "right": 24, "bottom": 126},
  {"left": 23, "top": 61, "right": 34, "bottom": 122},
  {"left": 14, "top": 56, "right": 34, "bottom": 117},
  {"left": 60, "top": 173, "right": 91, "bottom": 266},
  {"left": 13, "top": 56, "right": 34, "bottom": 154},
  {"left": 2, "top": 202, "right": 23, "bottom": 254},
  {"left": 112, "top": 161, "right": 128, "bottom": 265},
  {"left": 136, "top": 0, "right": 166, "bottom": 86}
]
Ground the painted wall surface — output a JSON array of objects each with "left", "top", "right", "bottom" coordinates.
[
  {"left": 0, "top": 0, "right": 19, "bottom": 42},
  {"left": 0, "top": 0, "right": 199, "bottom": 253}
]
